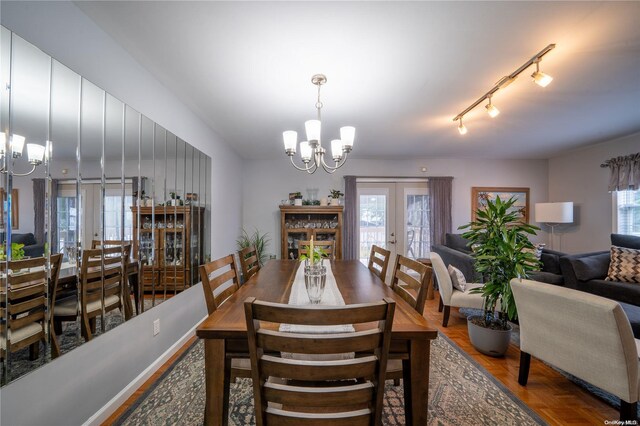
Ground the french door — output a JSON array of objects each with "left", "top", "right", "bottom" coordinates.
[{"left": 358, "top": 181, "right": 430, "bottom": 282}]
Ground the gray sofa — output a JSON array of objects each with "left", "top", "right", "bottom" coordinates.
[
  {"left": 432, "top": 233, "right": 566, "bottom": 285},
  {"left": 2, "top": 232, "right": 46, "bottom": 258}
]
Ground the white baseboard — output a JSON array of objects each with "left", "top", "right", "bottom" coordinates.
[{"left": 83, "top": 317, "right": 206, "bottom": 426}]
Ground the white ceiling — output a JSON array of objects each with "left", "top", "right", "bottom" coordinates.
[{"left": 75, "top": 1, "right": 640, "bottom": 160}]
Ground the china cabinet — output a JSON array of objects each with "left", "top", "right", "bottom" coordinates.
[{"left": 279, "top": 205, "right": 343, "bottom": 260}]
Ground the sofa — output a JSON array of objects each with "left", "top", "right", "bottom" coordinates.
[
  {"left": 432, "top": 233, "right": 566, "bottom": 285},
  {"left": 560, "top": 233, "right": 640, "bottom": 308},
  {"left": 2, "top": 232, "right": 46, "bottom": 258}
]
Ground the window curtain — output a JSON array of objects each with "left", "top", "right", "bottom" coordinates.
[
  {"left": 343, "top": 176, "right": 358, "bottom": 260},
  {"left": 601, "top": 152, "right": 640, "bottom": 192},
  {"left": 428, "top": 176, "right": 453, "bottom": 249},
  {"left": 32, "top": 179, "right": 46, "bottom": 243}
]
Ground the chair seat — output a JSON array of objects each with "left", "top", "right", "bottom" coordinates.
[
  {"left": 54, "top": 294, "right": 121, "bottom": 317},
  {"left": 449, "top": 283, "right": 485, "bottom": 309},
  {"left": 1, "top": 322, "right": 43, "bottom": 349}
]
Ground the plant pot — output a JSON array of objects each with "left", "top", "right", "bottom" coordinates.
[
  {"left": 294, "top": 198, "right": 303, "bottom": 206},
  {"left": 330, "top": 198, "right": 340, "bottom": 206},
  {"left": 467, "top": 316, "right": 512, "bottom": 357}
]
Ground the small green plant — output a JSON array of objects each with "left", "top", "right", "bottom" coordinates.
[
  {"left": 459, "top": 196, "right": 540, "bottom": 330},
  {"left": 328, "top": 189, "right": 344, "bottom": 199},
  {"left": 0, "top": 243, "right": 25, "bottom": 261},
  {"left": 299, "top": 245, "right": 328, "bottom": 264},
  {"left": 236, "top": 228, "right": 271, "bottom": 266}
]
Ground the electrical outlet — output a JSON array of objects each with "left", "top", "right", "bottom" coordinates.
[{"left": 153, "top": 319, "right": 160, "bottom": 336}]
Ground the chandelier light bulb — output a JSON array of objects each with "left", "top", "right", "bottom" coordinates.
[
  {"left": 305, "top": 120, "right": 321, "bottom": 144},
  {"left": 10, "top": 134, "right": 26, "bottom": 157},
  {"left": 331, "top": 139, "right": 343, "bottom": 161},
  {"left": 485, "top": 98, "right": 500, "bottom": 118},
  {"left": 532, "top": 62, "right": 553, "bottom": 87},
  {"left": 458, "top": 119, "right": 468, "bottom": 135},
  {"left": 283, "top": 130, "right": 297, "bottom": 154},
  {"left": 340, "top": 126, "right": 355, "bottom": 152},
  {"left": 299, "top": 141, "right": 312, "bottom": 162}
]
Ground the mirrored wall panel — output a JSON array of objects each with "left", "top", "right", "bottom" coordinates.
[{"left": 0, "top": 27, "right": 211, "bottom": 385}]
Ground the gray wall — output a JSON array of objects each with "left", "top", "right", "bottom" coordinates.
[
  {"left": 242, "top": 157, "right": 550, "bottom": 258},
  {"left": 548, "top": 131, "right": 640, "bottom": 253},
  {"left": 0, "top": 2, "right": 242, "bottom": 425}
]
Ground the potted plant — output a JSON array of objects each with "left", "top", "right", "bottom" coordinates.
[
  {"left": 459, "top": 196, "right": 540, "bottom": 357},
  {"left": 292, "top": 192, "right": 303, "bottom": 206},
  {"left": 328, "top": 189, "right": 344, "bottom": 206},
  {"left": 236, "top": 228, "right": 271, "bottom": 267}
]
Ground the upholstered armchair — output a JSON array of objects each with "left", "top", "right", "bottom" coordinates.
[{"left": 512, "top": 279, "right": 639, "bottom": 422}]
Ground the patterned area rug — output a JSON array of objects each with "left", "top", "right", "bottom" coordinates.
[{"left": 115, "top": 335, "right": 546, "bottom": 425}]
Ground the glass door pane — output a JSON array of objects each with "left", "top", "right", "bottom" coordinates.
[{"left": 404, "top": 190, "right": 430, "bottom": 259}]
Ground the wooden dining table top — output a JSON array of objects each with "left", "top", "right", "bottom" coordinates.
[{"left": 196, "top": 259, "right": 438, "bottom": 341}]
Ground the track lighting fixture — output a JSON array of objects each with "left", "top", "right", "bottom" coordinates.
[
  {"left": 485, "top": 96, "right": 500, "bottom": 118},
  {"left": 452, "top": 43, "right": 555, "bottom": 134},
  {"left": 457, "top": 118, "right": 467, "bottom": 135},
  {"left": 531, "top": 60, "right": 553, "bottom": 87}
]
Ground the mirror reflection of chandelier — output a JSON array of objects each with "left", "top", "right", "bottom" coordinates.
[
  {"left": 283, "top": 74, "right": 355, "bottom": 174},
  {"left": 0, "top": 132, "right": 48, "bottom": 176}
]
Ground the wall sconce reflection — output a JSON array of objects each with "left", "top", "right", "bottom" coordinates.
[{"left": 0, "top": 132, "right": 49, "bottom": 176}]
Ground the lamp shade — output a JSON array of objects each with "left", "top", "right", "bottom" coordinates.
[
  {"left": 535, "top": 202, "right": 573, "bottom": 223},
  {"left": 340, "top": 126, "right": 355, "bottom": 150},
  {"left": 305, "top": 120, "right": 321, "bottom": 142},
  {"left": 283, "top": 131, "right": 297, "bottom": 153},
  {"left": 27, "top": 143, "right": 46, "bottom": 164},
  {"left": 331, "top": 139, "right": 343, "bottom": 161},
  {"left": 299, "top": 141, "right": 312, "bottom": 162},
  {"left": 11, "top": 134, "right": 25, "bottom": 156}
]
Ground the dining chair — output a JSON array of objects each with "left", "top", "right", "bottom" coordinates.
[
  {"left": 297, "top": 239, "right": 335, "bottom": 260},
  {"left": 367, "top": 244, "right": 391, "bottom": 283},
  {"left": 0, "top": 257, "right": 48, "bottom": 361},
  {"left": 199, "top": 254, "right": 251, "bottom": 382},
  {"left": 82, "top": 246, "right": 127, "bottom": 341},
  {"left": 386, "top": 254, "right": 432, "bottom": 386},
  {"left": 47, "top": 253, "right": 64, "bottom": 358},
  {"left": 238, "top": 245, "right": 260, "bottom": 283},
  {"left": 244, "top": 297, "right": 396, "bottom": 426},
  {"left": 430, "top": 252, "right": 485, "bottom": 327},
  {"left": 91, "top": 240, "right": 137, "bottom": 317}
]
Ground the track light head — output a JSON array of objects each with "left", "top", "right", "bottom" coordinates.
[
  {"left": 458, "top": 118, "right": 467, "bottom": 135},
  {"left": 485, "top": 97, "right": 500, "bottom": 118},
  {"left": 532, "top": 60, "right": 553, "bottom": 87}
]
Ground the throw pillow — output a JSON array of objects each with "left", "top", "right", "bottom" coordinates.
[
  {"left": 448, "top": 265, "right": 467, "bottom": 291},
  {"left": 522, "top": 244, "right": 544, "bottom": 271},
  {"left": 606, "top": 245, "right": 640, "bottom": 284}
]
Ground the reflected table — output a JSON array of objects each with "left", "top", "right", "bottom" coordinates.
[{"left": 196, "top": 260, "right": 438, "bottom": 426}]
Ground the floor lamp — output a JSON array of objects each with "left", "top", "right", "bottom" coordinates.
[{"left": 534, "top": 202, "right": 573, "bottom": 250}]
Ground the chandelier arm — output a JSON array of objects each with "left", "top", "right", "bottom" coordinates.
[
  {"left": 289, "top": 155, "right": 314, "bottom": 172},
  {"left": 8, "top": 164, "right": 37, "bottom": 177},
  {"left": 319, "top": 150, "right": 349, "bottom": 171}
]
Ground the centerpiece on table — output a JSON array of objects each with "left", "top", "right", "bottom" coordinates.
[
  {"left": 300, "top": 237, "right": 327, "bottom": 304},
  {"left": 459, "top": 196, "right": 540, "bottom": 357}
]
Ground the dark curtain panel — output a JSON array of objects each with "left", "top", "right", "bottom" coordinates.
[
  {"left": 343, "top": 176, "right": 358, "bottom": 260},
  {"left": 428, "top": 176, "right": 453, "bottom": 250},
  {"left": 601, "top": 152, "right": 640, "bottom": 192},
  {"left": 51, "top": 179, "right": 59, "bottom": 254},
  {"left": 32, "top": 179, "right": 46, "bottom": 243}
]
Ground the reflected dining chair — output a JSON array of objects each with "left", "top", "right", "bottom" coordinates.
[
  {"left": 367, "top": 245, "right": 391, "bottom": 283},
  {"left": 47, "top": 253, "right": 64, "bottom": 358},
  {"left": 199, "top": 254, "right": 251, "bottom": 382},
  {"left": 92, "top": 240, "right": 138, "bottom": 316},
  {"left": 238, "top": 245, "right": 260, "bottom": 283},
  {"left": 430, "top": 252, "right": 485, "bottom": 327},
  {"left": 297, "top": 240, "right": 335, "bottom": 260},
  {"left": 81, "top": 246, "right": 128, "bottom": 340},
  {"left": 0, "top": 257, "right": 48, "bottom": 361},
  {"left": 244, "top": 297, "right": 396, "bottom": 426},
  {"left": 386, "top": 254, "right": 433, "bottom": 386}
]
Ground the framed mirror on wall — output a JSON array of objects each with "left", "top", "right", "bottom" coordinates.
[{"left": 0, "top": 26, "right": 212, "bottom": 385}]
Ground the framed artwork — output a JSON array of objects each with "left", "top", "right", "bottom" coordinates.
[
  {"left": 0, "top": 188, "right": 19, "bottom": 229},
  {"left": 471, "top": 187, "right": 530, "bottom": 224}
]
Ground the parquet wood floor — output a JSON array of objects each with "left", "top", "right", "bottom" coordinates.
[{"left": 104, "top": 291, "right": 618, "bottom": 425}]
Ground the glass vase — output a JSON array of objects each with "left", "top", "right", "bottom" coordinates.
[{"left": 304, "top": 263, "right": 327, "bottom": 304}]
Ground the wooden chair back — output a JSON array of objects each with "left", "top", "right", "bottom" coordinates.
[
  {"left": 244, "top": 297, "right": 396, "bottom": 426},
  {"left": 80, "top": 246, "right": 126, "bottom": 340},
  {"left": 367, "top": 245, "right": 391, "bottom": 282},
  {"left": 297, "top": 240, "right": 335, "bottom": 260},
  {"left": 199, "top": 254, "right": 240, "bottom": 315},
  {"left": 0, "top": 257, "right": 48, "bottom": 359},
  {"left": 390, "top": 255, "right": 432, "bottom": 315},
  {"left": 238, "top": 245, "right": 260, "bottom": 283}
]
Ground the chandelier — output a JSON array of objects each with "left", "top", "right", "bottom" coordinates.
[
  {"left": 283, "top": 74, "right": 355, "bottom": 174},
  {"left": 0, "top": 132, "right": 48, "bottom": 176}
]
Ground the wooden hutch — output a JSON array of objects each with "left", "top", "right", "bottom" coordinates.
[
  {"left": 280, "top": 205, "right": 344, "bottom": 260},
  {"left": 131, "top": 206, "right": 204, "bottom": 292}
]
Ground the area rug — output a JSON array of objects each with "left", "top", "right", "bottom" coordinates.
[{"left": 114, "top": 334, "right": 546, "bottom": 425}]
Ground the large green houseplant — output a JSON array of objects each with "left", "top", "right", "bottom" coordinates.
[
  {"left": 236, "top": 228, "right": 271, "bottom": 267},
  {"left": 459, "top": 196, "right": 540, "bottom": 355}
]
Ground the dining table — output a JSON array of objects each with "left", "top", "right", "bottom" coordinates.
[{"left": 196, "top": 259, "right": 438, "bottom": 426}]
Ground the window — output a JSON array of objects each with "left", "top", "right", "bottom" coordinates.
[
  {"left": 615, "top": 189, "right": 640, "bottom": 236},
  {"left": 104, "top": 194, "right": 134, "bottom": 241},
  {"left": 57, "top": 196, "right": 77, "bottom": 257}
]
